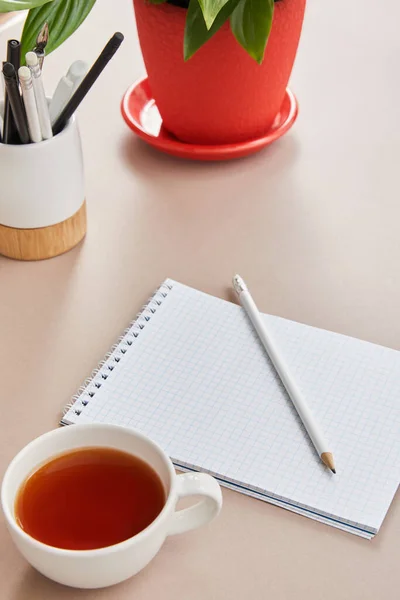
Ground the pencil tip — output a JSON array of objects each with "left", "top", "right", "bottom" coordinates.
[{"left": 321, "top": 452, "right": 335, "bottom": 472}]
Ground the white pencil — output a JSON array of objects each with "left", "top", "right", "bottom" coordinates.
[
  {"left": 232, "top": 274, "right": 336, "bottom": 474},
  {"left": 18, "top": 66, "right": 42, "bottom": 143},
  {"left": 26, "top": 51, "right": 53, "bottom": 140}
]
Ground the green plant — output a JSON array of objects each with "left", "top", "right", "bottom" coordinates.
[
  {"left": 150, "top": 0, "right": 282, "bottom": 64},
  {"left": 0, "top": 0, "right": 97, "bottom": 61}
]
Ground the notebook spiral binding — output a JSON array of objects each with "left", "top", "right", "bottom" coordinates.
[{"left": 61, "top": 280, "right": 174, "bottom": 420}]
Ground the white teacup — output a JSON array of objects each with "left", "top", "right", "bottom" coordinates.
[{"left": 1, "top": 424, "right": 222, "bottom": 589}]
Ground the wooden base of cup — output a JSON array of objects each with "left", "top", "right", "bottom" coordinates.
[{"left": 0, "top": 201, "right": 87, "bottom": 261}]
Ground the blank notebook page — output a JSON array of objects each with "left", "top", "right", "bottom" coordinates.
[{"left": 63, "top": 279, "right": 400, "bottom": 538}]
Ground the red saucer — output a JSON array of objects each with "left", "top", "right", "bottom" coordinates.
[{"left": 121, "top": 77, "right": 298, "bottom": 161}]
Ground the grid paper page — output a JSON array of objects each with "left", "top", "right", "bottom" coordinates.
[{"left": 63, "top": 280, "right": 400, "bottom": 537}]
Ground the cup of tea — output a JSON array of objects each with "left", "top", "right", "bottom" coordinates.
[{"left": 1, "top": 424, "right": 222, "bottom": 588}]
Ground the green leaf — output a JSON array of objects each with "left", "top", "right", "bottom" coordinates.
[
  {"left": 20, "top": 0, "right": 97, "bottom": 60},
  {"left": 146, "top": 0, "right": 166, "bottom": 4},
  {"left": 230, "top": 0, "right": 274, "bottom": 64},
  {"left": 0, "top": 0, "right": 52, "bottom": 12},
  {"left": 198, "top": 0, "right": 231, "bottom": 29},
  {"left": 184, "top": 0, "right": 239, "bottom": 61}
]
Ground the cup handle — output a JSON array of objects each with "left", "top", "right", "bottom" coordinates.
[{"left": 168, "top": 472, "right": 222, "bottom": 535}]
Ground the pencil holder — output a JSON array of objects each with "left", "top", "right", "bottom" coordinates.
[{"left": 0, "top": 101, "right": 86, "bottom": 261}]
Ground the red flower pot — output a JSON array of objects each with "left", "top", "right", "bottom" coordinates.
[{"left": 133, "top": 0, "right": 306, "bottom": 145}]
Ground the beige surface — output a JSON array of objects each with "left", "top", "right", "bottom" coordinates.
[{"left": 1, "top": 0, "right": 399, "bottom": 598}]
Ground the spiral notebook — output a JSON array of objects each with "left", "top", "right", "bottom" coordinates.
[{"left": 62, "top": 279, "right": 400, "bottom": 539}]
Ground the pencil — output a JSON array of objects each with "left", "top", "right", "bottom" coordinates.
[
  {"left": 2, "top": 62, "right": 30, "bottom": 145},
  {"left": 52, "top": 32, "right": 124, "bottom": 135},
  {"left": 3, "top": 39, "right": 21, "bottom": 144},
  {"left": 26, "top": 52, "right": 52, "bottom": 140},
  {"left": 19, "top": 66, "right": 42, "bottom": 143},
  {"left": 232, "top": 274, "right": 336, "bottom": 474}
]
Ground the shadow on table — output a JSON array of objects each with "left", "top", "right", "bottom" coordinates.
[
  {"left": 11, "top": 567, "right": 135, "bottom": 600},
  {"left": 119, "top": 131, "right": 302, "bottom": 181}
]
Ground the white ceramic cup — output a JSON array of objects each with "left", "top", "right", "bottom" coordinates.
[
  {"left": 0, "top": 100, "right": 84, "bottom": 229},
  {"left": 1, "top": 424, "right": 222, "bottom": 589}
]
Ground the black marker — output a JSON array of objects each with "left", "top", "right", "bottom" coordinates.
[
  {"left": 2, "top": 62, "right": 30, "bottom": 145},
  {"left": 52, "top": 32, "right": 124, "bottom": 135},
  {"left": 3, "top": 39, "right": 21, "bottom": 144}
]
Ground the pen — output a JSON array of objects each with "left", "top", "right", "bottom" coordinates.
[
  {"left": 49, "top": 77, "right": 73, "bottom": 125},
  {"left": 52, "top": 32, "right": 124, "bottom": 135},
  {"left": 3, "top": 39, "right": 21, "bottom": 144},
  {"left": 33, "top": 22, "right": 49, "bottom": 70},
  {"left": 26, "top": 51, "right": 52, "bottom": 139},
  {"left": 68, "top": 60, "right": 89, "bottom": 93},
  {"left": 232, "top": 275, "right": 336, "bottom": 474},
  {"left": 19, "top": 66, "right": 42, "bottom": 143},
  {"left": 2, "top": 62, "right": 30, "bottom": 144},
  {"left": 49, "top": 60, "right": 89, "bottom": 124}
]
